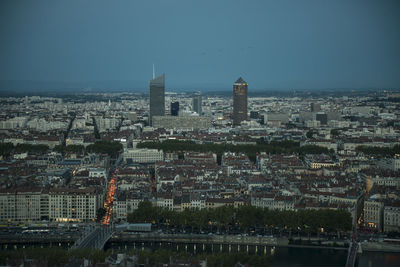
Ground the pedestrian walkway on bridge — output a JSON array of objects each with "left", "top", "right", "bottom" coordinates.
[{"left": 71, "top": 225, "right": 113, "bottom": 250}]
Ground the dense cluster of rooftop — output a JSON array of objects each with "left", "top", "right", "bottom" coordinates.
[{"left": 0, "top": 89, "right": 399, "bottom": 234}]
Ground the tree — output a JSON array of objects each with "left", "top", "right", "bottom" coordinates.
[
  {"left": 330, "top": 129, "right": 341, "bottom": 137},
  {"left": 126, "top": 201, "right": 352, "bottom": 234},
  {"left": 53, "top": 144, "right": 84, "bottom": 154},
  {"left": 299, "top": 145, "right": 329, "bottom": 155},
  {"left": 65, "top": 145, "right": 84, "bottom": 153},
  {"left": 86, "top": 141, "right": 122, "bottom": 158},
  {"left": 53, "top": 145, "right": 64, "bottom": 153},
  {"left": 96, "top": 207, "right": 106, "bottom": 222},
  {"left": 306, "top": 130, "right": 315, "bottom": 139},
  {"left": 0, "top": 142, "right": 14, "bottom": 157},
  {"left": 356, "top": 144, "right": 400, "bottom": 157},
  {"left": 236, "top": 205, "right": 263, "bottom": 231},
  {"left": 15, "top": 144, "right": 49, "bottom": 153}
]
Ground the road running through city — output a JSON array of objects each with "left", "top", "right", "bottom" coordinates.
[{"left": 102, "top": 168, "right": 119, "bottom": 225}]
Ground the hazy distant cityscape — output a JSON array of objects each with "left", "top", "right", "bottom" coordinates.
[
  {"left": 1, "top": 0, "right": 400, "bottom": 266},
  {"left": 0, "top": 73, "right": 400, "bottom": 266}
]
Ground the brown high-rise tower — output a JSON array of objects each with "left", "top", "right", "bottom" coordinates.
[{"left": 233, "top": 77, "right": 248, "bottom": 125}]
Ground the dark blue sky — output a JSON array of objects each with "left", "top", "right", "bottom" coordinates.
[{"left": 0, "top": 0, "right": 399, "bottom": 90}]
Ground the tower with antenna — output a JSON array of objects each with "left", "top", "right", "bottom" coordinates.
[{"left": 149, "top": 65, "right": 165, "bottom": 126}]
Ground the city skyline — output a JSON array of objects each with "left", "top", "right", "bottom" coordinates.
[
  {"left": 0, "top": 88, "right": 400, "bottom": 266},
  {"left": 0, "top": 0, "right": 400, "bottom": 266}
]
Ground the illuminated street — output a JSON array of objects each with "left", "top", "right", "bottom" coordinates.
[{"left": 102, "top": 168, "right": 118, "bottom": 225}]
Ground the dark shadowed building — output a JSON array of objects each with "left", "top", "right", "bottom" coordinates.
[
  {"left": 233, "top": 77, "right": 248, "bottom": 125},
  {"left": 250, "top": 111, "right": 259, "bottom": 119},
  {"left": 311, "top": 102, "right": 321, "bottom": 112},
  {"left": 149, "top": 74, "right": 165, "bottom": 125},
  {"left": 316, "top": 112, "right": 328, "bottom": 125},
  {"left": 171, "top": 101, "right": 179, "bottom": 116}
]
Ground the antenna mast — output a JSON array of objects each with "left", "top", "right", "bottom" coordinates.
[{"left": 152, "top": 64, "right": 155, "bottom": 79}]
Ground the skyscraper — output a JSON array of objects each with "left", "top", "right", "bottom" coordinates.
[
  {"left": 311, "top": 103, "right": 321, "bottom": 112},
  {"left": 171, "top": 101, "right": 179, "bottom": 116},
  {"left": 233, "top": 77, "right": 248, "bottom": 125},
  {"left": 192, "top": 93, "right": 202, "bottom": 115},
  {"left": 315, "top": 112, "right": 328, "bottom": 125},
  {"left": 149, "top": 74, "right": 165, "bottom": 126}
]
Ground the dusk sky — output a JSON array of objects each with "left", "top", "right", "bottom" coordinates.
[{"left": 0, "top": 0, "right": 399, "bottom": 91}]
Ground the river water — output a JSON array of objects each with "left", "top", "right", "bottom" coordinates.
[
  {"left": 270, "top": 247, "right": 400, "bottom": 267},
  {"left": 3, "top": 241, "right": 399, "bottom": 266},
  {"left": 107, "top": 242, "right": 400, "bottom": 266}
]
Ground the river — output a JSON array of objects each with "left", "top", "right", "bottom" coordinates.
[
  {"left": 107, "top": 242, "right": 400, "bottom": 266},
  {"left": 270, "top": 247, "right": 400, "bottom": 267}
]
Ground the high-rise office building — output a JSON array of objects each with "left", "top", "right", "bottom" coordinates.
[
  {"left": 192, "top": 93, "right": 202, "bottom": 115},
  {"left": 315, "top": 112, "right": 328, "bottom": 125},
  {"left": 233, "top": 77, "right": 248, "bottom": 125},
  {"left": 250, "top": 111, "right": 259, "bottom": 119},
  {"left": 171, "top": 101, "right": 179, "bottom": 116},
  {"left": 149, "top": 74, "right": 165, "bottom": 126},
  {"left": 311, "top": 103, "right": 321, "bottom": 112}
]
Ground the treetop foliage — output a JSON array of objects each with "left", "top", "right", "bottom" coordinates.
[
  {"left": 356, "top": 144, "right": 400, "bottom": 157},
  {"left": 128, "top": 202, "right": 352, "bottom": 233},
  {"left": 0, "top": 248, "right": 110, "bottom": 266},
  {"left": 86, "top": 141, "right": 123, "bottom": 158},
  {"left": 0, "top": 143, "right": 50, "bottom": 157},
  {"left": 54, "top": 144, "right": 84, "bottom": 154}
]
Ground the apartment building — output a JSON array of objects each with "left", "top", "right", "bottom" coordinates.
[
  {"left": 123, "top": 148, "right": 164, "bottom": 164},
  {"left": 48, "top": 188, "right": 102, "bottom": 222},
  {"left": 0, "top": 188, "right": 46, "bottom": 223},
  {"left": 364, "top": 197, "right": 384, "bottom": 231},
  {"left": 384, "top": 204, "right": 400, "bottom": 232}
]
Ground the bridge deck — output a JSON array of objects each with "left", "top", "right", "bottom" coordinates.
[{"left": 71, "top": 226, "right": 113, "bottom": 250}]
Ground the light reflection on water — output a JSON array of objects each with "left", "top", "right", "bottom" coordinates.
[
  {"left": 358, "top": 251, "right": 400, "bottom": 267},
  {"left": 107, "top": 242, "right": 400, "bottom": 267}
]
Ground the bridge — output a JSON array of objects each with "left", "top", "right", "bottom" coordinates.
[
  {"left": 346, "top": 242, "right": 359, "bottom": 267},
  {"left": 71, "top": 225, "right": 113, "bottom": 250},
  {"left": 345, "top": 193, "right": 364, "bottom": 267},
  {"left": 72, "top": 160, "right": 121, "bottom": 249}
]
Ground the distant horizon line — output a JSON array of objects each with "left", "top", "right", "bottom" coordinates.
[{"left": 0, "top": 79, "right": 398, "bottom": 92}]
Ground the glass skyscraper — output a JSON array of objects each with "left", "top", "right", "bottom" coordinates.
[
  {"left": 192, "top": 93, "right": 202, "bottom": 115},
  {"left": 149, "top": 74, "right": 165, "bottom": 126}
]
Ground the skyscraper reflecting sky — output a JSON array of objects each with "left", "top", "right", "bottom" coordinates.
[
  {"left": 192, "top": 93, "right": 202, "bottom": 115},
  {"left": 149, "top": 74, "right": 165, "bottom": 125}
]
